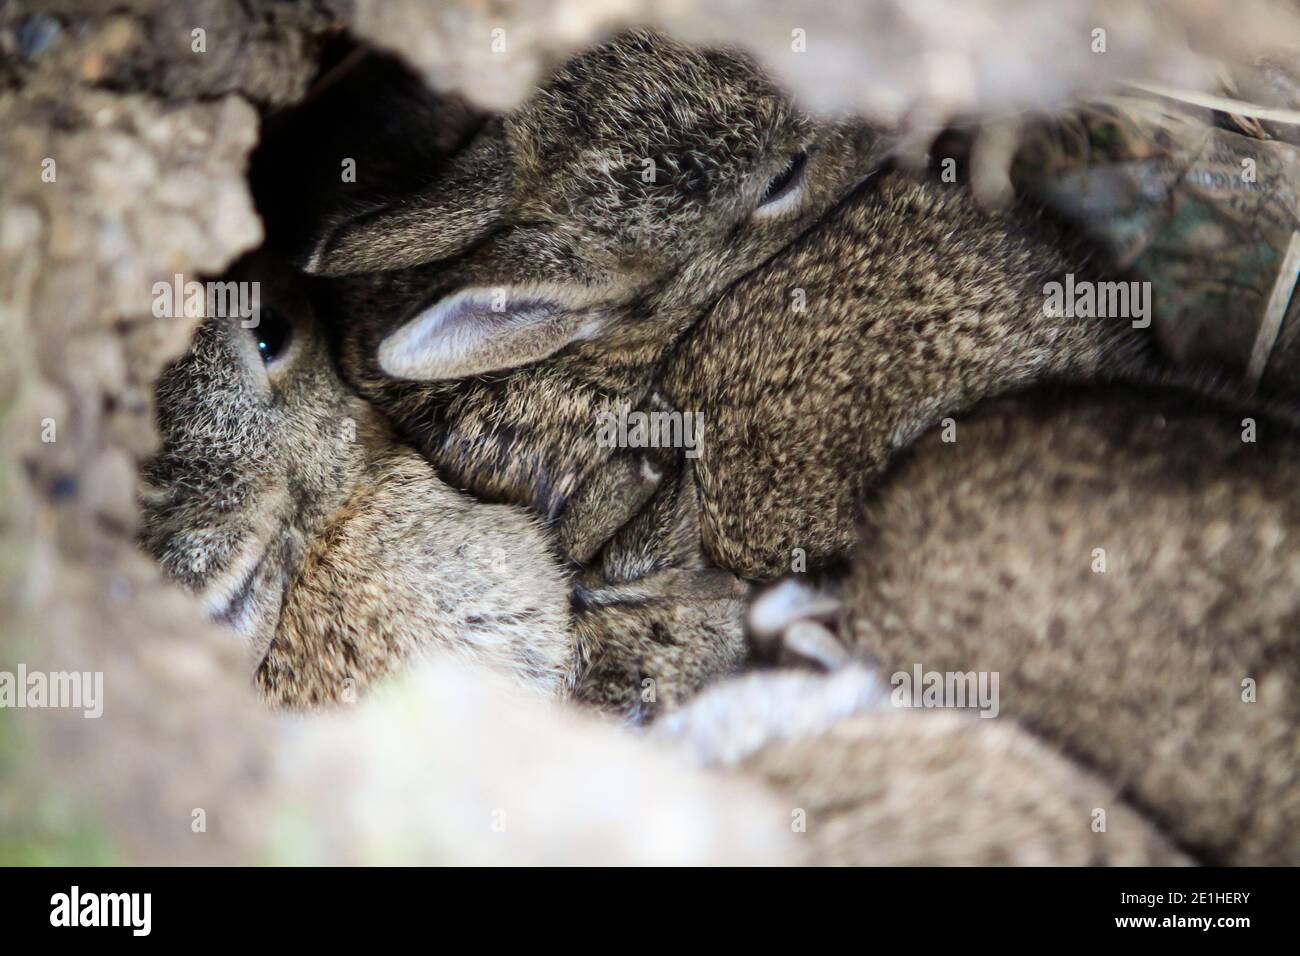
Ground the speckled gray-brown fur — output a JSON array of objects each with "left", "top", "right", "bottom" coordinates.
[
  {"left": 838, "top": 383, "right": 1300, "bottom": 864},
  {"left": 655, "top": 174, "right": 1151, "bottom": 578},
  {"left": 139, "top": 255, "right": 574, "bottom": 706},
  {"left": 310, "top": 30, "right": 1158, "bottom": 714},
  {"left": 312, "top": 30, "right": 880, "bottom": 524},
  {"left": 316, "top": 32, "right": 1150, "bottom": 588}
]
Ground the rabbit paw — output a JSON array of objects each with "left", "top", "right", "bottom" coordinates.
[
  {"left": 748, "top": 578, "right": 851, "bottom": 671},
  {"left": 569, "top": 567, "right": 752, "bottom": 722},
  {"left": 553, "top": 445, "right": 674, "bottom": 565},
  {"left": 553, "top": 390, "right": 682, "bottom": 566}
]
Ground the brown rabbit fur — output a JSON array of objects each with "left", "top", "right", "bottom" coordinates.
[
  {"left": 649, "top": 171, "right": 1153, "bottom": 579},
  {"left": 820, "top": 382, "right": 1300, "bottom": 864},
  {"left": 138, "top": 255, "right": 573, "bottom": 707},
  {"left": 139, "top": 254, "right": 749, "bottom": 716},
  {"left": 655, "top": 666, "right": 1188, "bottom": 865},
  {"left": 750, "top": 709, "right": 1190, "bottom": 865},
  {"left": 308, "top": 30, "right": 1151, "bottom": 587},
  {"left": 306, "top": 29, "right": 880, "bottom": 525},
  {"left": 299, "top": 29, "right": 1165, "bottom": 718},
  {"left": 299, "top": 28, "right": 885, "bottom": 715}
]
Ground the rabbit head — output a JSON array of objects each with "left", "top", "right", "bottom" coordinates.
[
  {"left": 139, "top": 257, "right": 371, "bottom": 651},
  {"left": 138, "top": 253, "right": 573, "bottom": 703},
  {"left": 304, "top": 29, "right": 880, "bottom": 379}
]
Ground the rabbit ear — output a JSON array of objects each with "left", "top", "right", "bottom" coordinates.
[
  {"left": 303, "top": 132, "right": 510, "bottom": 277},
  {"left": 377, "top": 284, "right": 606, "bottom": 380}
]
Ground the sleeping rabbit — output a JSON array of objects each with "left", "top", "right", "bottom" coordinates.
[{"left": 304, "top": 29, "right": 1154, "bottom": 582}]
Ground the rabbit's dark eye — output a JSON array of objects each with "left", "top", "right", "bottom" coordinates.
[
  {"left": 757, "top": 151, "right": 808, "bottom": 212},
  {"left": 250, "top": 306, "right": 291, "bottom": 364}
]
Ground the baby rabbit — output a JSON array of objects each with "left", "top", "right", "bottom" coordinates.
[
  {"left": 139, "top": 252, "right": 747, "bottom": 717},
  {"left": 138, "top": 253, "right": 573, "bottom": 707},
  {"left": 295, "top": 28, "right": 1170, "bottom": 718},
  {"left": 764, "top": 382, "right": 1300, "bottom": 864},
  {"left": 297, "top": 28, "right": 878, "bottom": 714},
  {"left": 305, "top": 29, "right": 880, "bottom": 526},
  {"left": 650, "top": 170, "right": 1154, "bottom": 577},
  {"left": 306, "top": 29, "right": 1154, "bottom": 585}
]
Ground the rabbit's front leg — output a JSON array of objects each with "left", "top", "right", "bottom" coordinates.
[
  {"left": 557, "top": 425, "right": 754, "bottom": 720},
  {"left": 551, "top": 444, "right": 674, "bottom": 566},
  {"left": 550, "top": 388, "right": 682, "bottom": 567},
  {"left": 568, "top": 565, "right": 751, "bottom": 721}
]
